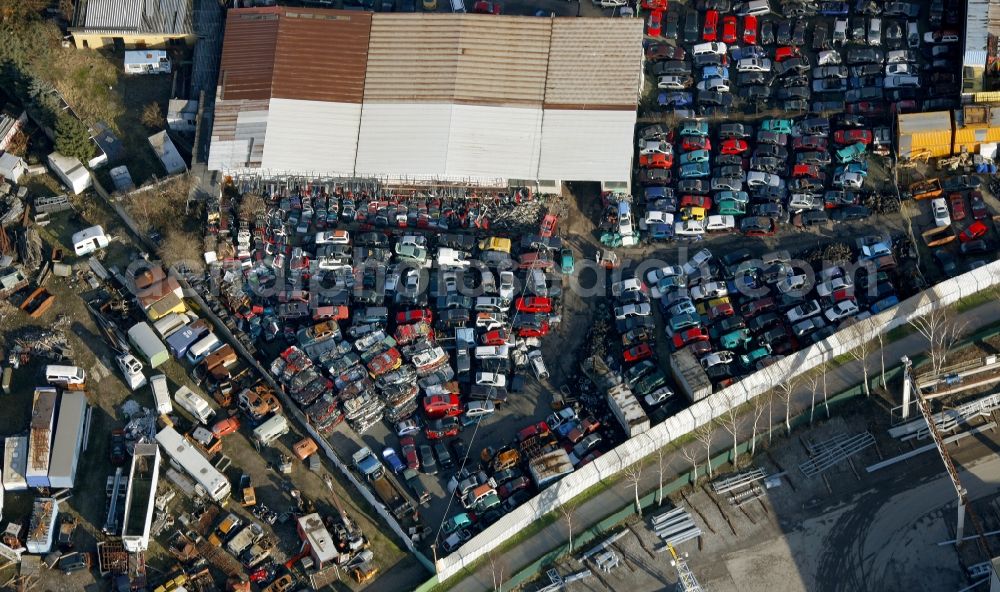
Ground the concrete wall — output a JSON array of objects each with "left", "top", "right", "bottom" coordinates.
[{"left": 435, "top": 260, "right": 1000, "bottom": 581}]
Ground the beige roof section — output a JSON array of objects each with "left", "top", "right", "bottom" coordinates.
[
  {"left": 544, "top": 18, "right": 643, "bottom": 109},
  {"left": 364, "top": 14, "right": 552, "bottom": 106}
]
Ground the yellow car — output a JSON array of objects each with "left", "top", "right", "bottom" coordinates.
[
  {"left": 423, "top": 0, "right": 438, "bottom": 9},
  {"left": 680, "top": 206, "right": 706, "bottom": 221}
]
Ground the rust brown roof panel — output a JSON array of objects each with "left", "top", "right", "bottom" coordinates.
[
  {"left": 218, "top": 8, "right": 280, "bottom": 101},
  {"left": 272, "top": 9, "right": 372, "bottom": 104}
]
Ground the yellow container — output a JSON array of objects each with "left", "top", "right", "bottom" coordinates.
[
  {"left": 898, "top": 111, "right": 953, "bottom": 158},
  {"left": 952, "top": 105, "right": 1000, "bottom": 154}
]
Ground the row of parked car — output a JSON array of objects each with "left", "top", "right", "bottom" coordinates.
[
  {"left": 644, "top": 0, "right": 961, "bottom": 118},
  {"left": 633, "top": 115, "right": 884, "bottom": 242},
  {"left": 613, "top": 243, "right": 902, "bottom": 388}
]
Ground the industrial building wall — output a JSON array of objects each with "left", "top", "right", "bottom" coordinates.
[
  {"left": 261, "top": 99, "right": 362, "bottom": 176},
  {"left": 537, "top": 109, "right": 636, "bottom": 184}
]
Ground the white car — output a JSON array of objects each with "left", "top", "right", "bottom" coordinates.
[
  {"left": 692, "top": 42, "right": 727, "bottom": 56},
  {"left": 696, "top": 77, "right": 730, "bottom": 93},
  {"left": 884, "top": 75, "right": 919, "bottom": 89},
  {"left": 683, "top": 249, "right": 713, "bottom": 275},
  {"left": 642, "top": 211, "right": 674, "bottom": 228},
  {"left": 705, "top": 214, "right": 736, "bottom": 232},
  {"left": 924, "top": 31, "right": 960, "bottom": 43},
  {"left": 646, "top": 265, "right": 684, "bottom": 285},
  {"left": 737, "top": 57, "right": 772, "bottom": 72},
  {"left": 786, "top": 300, "right": 822, "bottom": 323},
  {"left": 116, "top": 353, "right": 146, "bottom": 391},
  {"left": 315, "top": 230, "right": 350, "bottom": 245},
  {"left": 700, "top": 350, "right": 735, "bottom": 369},
  {"left": 614, "top": 303, "right": 652, "bottom": 320},
  {"left": 396, "top": 419, "right": 421, "bottom": 436},
  {"left": 824, "top": 300, "right": 860, "bottom": 322},
  {"left": 499, "top": 271, "right": 515, "bottom": 301},
  {"left": 657, "top": 75, "right": 692, "bottom": 89},
  {"left": 465, "top": 400, "right": 496, "bottom": 418},
  {"left": 639, "top": 140, "right": 671, "bottom": 156},
  {"left": 833, "top": 171, "right": 865, "bottom": 189},
  {"left": 885, "top": 62, "right": 913, "bottom": 76},
  {"left": 596, "top": 0, "right": 627, "bottom": 6},
  {"left": 475, "top": 372, "right": 507, "bottom": 388},
  {"left": 611, "top": 278, "right": 645, "bottom": 298},
  {"left": 818, "top": 50, "right": 842, "bottom": 65},
  {"left": 527, "top": 349, "right": 549, "bottom": 380},
  {"left": 789, "top": 194, "right": 823, "bottom": 211},
  {"left": 690, "top": 281, "right": 728, "bottom": 301},
  {"left": 747, "top": 171, "right": 780, "bottom": 187},
  {"left": 675, "top": 219, "right": 706, "bottom": 236},
  {"left": 644, "top": 387, "right": 674, "bottom": 407},
  {"left": 931, "top": 198, "right": 951, "bottom": 227},
  {"left": 817, "top": 276, "right": 853, "bottom": 297}
]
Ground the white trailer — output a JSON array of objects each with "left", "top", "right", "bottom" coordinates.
[
  {"left": 124, "top": 50, "right": 171, "bottom": 74},
  {"left": 155, "top": 427, "right": 230, "bottom": 502},
  {"left": 26, "top": 387, "right": 57, "bottom": 488},
  {"left": 174, "top": 386, "right": 215, "bottom": 424},
  {"left": 47, "top": 391, "right": 87, "bottom": 489},
  {"left": 121, "top": 442, "right": 160, "bottom": 552},
  {"left": 3, "top": 437, "right": 27, "bottom": 491},
  {"left": 252, "top": 414, "right": 289, "bottom": 447}
]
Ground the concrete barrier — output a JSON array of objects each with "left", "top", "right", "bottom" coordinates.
[{"left": 435, "top": 261, "right": 1000, "bottom": 581}]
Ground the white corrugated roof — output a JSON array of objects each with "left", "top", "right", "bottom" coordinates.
[
  {"left": 898, "top": 111, "right": 952, "bottom": 134},
  {"left": 261, "top": 99, "right": 361, "bottom": 176},
  {"left": 83, "top": 0, "right": 193, "bottom": 34},
  {"left": 537, "top": 109, "right": 635, "bottom": 183}
]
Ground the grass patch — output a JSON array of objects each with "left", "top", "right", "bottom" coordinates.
[
  {"left": 885, "top": 324, "right": 917, "bottom": 342},
  {"left": 956, "top": 287, "right": 1000, "bottom": 313}
]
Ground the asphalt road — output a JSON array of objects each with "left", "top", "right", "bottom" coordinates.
[{"left": 444, "top": 298, "right": 1000, "bottom": 592}]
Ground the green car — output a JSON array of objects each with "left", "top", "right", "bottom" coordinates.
[
  {"left": 443, "top": 513, "right": 473, "bottom": 535},
  {"left": 560, "top": 248, "right": 575, "bottom": 275},
  {"left": 395, "top": 242, "right": 428, "bottom": 263},
  {"left": 740, "top": 345, "right": 771, "bottom": 367},
  {"left": 680, "top": 119, "right": 709, "bottom": 137},
  {"left": 669, "top": 312, "right": 700, "bottom": 333},
  {"left": 760, "top": 118, "right": 793, "bottom": 134},
  {"left": 836, "top": 142, "right": 867, "bottom": 163},
  {"left": 715, "top": 190, "right": 749, "bottom": 204},
  {"left": 635, "top": 369, "right": 668, "bottom": 396},
  {"left": 716, "top": 199, "right": 746, "bottom": 216},
  {"left": 720, "top": 328, "right": 752, "bottom": 349},
  {"left": 679, "top": 149, "right": 711, "bottom": 165}
]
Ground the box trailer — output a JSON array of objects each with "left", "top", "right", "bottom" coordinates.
[
  {"left": 3, "top": 436, "right": 27, "bottom": 491},
  {"left": 47, "top": 391, "right": 87, "bottom": 489},
  {"left": 121, "top": 442, "right": 160, "bottom": 552},
  {"left": 26, "top": 387, "right": 57, "bottom": 488},
  {"left": 155, "top": 427, "right": 230, "bottom": 502},
  {"left": 174, "top": 386, "right": 215, "bottom": 424},
  {"left": 252, "top": 415, "right": 289, "bottom": 447},
  {"left": 166, "top": 325, "right": 205, "bottom": 358},
  {"left": 669, "top": 349, "right": 713, "bottom": 403},
  {"left": 149, "top": 374, "right": 172, "bottom": 415},
  {"left": 153, "top": 312, "right": 190, "bottom": 338},
  {"left": 528, "top": 449, "right": 575, "bottom": 488},
  {"left": 605, "top": 383, "right": 650, "bottom": 438},
  {"left": 128, "top": 322, "right": 170, "bottom": 368},
  {"left": 71, "top": 226, "right": 108, "bottom": 256}
]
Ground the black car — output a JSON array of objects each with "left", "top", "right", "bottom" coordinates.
[
  {"left": 780, "top": 74, "right": 810, "bottom": 88},
  {"left": 795, "top": 209, "right": 830, "bottom": 227},
  {"left": 434, "top": 442, "right": 455, "bottom": 470},
  {"left": 783, "top": 99, "right": 810, "bottom": 112},
  {"left": 960, "top": 239, "right": 990, "bottom": 255},
  {"left": 683, "top": 9, "right": 700, "bottom": 44},
  {"left": 716, "top": 154, "right": 747, "bottom": 168},
  {"left": 760, "top": 19, "right": 775, "bottom": 45},
  {"left": 762, "top": 324, "right": 794, "bottom": 346},
  {"left": 652, "top": 60, "right": 691, "bottom": 76},
  {"left": 356, "top": 231, "right": 390, "bottom": 247},
  {"left": 777, "top": 20, "right": 792, "bottom": 45},
  {"left": 110, "top": 430, "right": 127, "bottom": 466},
  {"left": 677, "top": 179, "right": 709, "bottom": 194},
  {"left": 719, "top": 123, "right": 752, "bottom": 139},
  {"left": 797, "top": 151, "right": 832, "bottom": 165},
  {"left": 750, "top": 156, "right": 784, "bottom": 173},
  {"left": 773, "top": 86, "right": 810, "bottom": 100},
  {"left": 748, "top": 312, "right": 781, "bottom": 332},
  {"left": 693, "top": 53, "right": 726, "bottom": 67},
  {"left": 813, "top": 22, "right": 830, "bottom": 50},
  {"left": 785, "top": 3, "right": 817, "bottom": 16},
  {"left": 846, "top": 48, "right": 885, "bottom": 64},
  {"left": 450, "top": 438, "right": 469, "bottom": 468},
  {"left": 697, "top": 0, "right": 731, "bottom": 9},
  {"left": 753, "top": 144, "right": 788, "bottom": 160},
  {"left": 740, "top": 85, "right": 772, "bottom": 101},
  {"left": 935, "top": 251, "right": 959, "bottom": 276},
  {"left": 883, "top": 1, "right": 920, "bottom": 17},
  {"left": 738, "top": 71, "right": 768, "bottom": 86},
  {"left": 792, "top": 20, "right": 808, "bottom": 45},
  {"left": 830, "top": 205, "right": 870, "bottom": 221},
  {"left": 637, "top": 169, "right": 673, "bottom": 186},
  {"left": 706, "top": 363, "right": 736, "bottom": 383},
  {"left": 419, "top": 445, "right": 438, "bottom": 475}
]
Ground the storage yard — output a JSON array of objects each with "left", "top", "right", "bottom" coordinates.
[{"left": 0, "top": 0, "right": 998, "bottom": 590}]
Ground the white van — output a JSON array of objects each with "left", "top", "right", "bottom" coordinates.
[
  {"left": 186, "top": 334, "right": 220, "bottom": 365},
  {"left": 451, "top": 0, "right": 466, "bottom": 11},
  {"left": 253, "top": 414, "right": 289, "bottom": 446},
  {"left": 149, "top": 374, "right": 172, "bottom": 415},
  {"left": 45, "top": 365, "right": 86, "bottom": 388},
  {"left": 527, "top": 350, "right": 550, "bottom": 380},
  {"left": 72, "top": 226, "right": 109, "bottom": 256},
  {"left": 174, "top": 386, "right": 215, "bottom": 424}
]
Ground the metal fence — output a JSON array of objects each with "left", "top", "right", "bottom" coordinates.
[{"left": 434, "top": 260, "right": 1000, "bottom": 581}]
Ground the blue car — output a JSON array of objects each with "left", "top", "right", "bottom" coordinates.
[
  {"left": 658, "top": 91, "right": 693, "bottom": 108},
  {"left": 870, "top": 295, "right": 899, "bottom": 313},
  {"left": 834, "top": 163, "right": 868, "bottom": 177},
  {"left": 647, "top": 223, "right": 674, "bottom": 241},
  {"left": 680, "top": 162, "right": 711, "bottom": 179},
  {"left": 382, "top": 447, "right": 406, "bottom": 474},
  {"left": 818, "top": 1, "right": 848, "bottom": 15},
  {"left": 701, "top": 66, "right": 730, "bottom": 81}
]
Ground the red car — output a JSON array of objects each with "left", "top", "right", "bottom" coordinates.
[
  {"left": 720, "top": 139, "right": 748, "bottom": 155},
  {"left": 400, "top": 436, "right": 419, "bottom": 470},
  {"left": 672, "top": 327, "right": 709, "bottom": 349},
  {"left": 624, "top": 343, "right": 654, "bottom": 362},
  {"left": 425, "top": 418, "right": 460, "bottom": 440},
  {"left": 473, "top": 0, "right": 501, "bottom": 13},
  {"left": 774, "top": 46, "right": 801, "bottom": 62},
  {"left": 680, "top": 195, "right": 712, "bottom": 209},
  {"left": 539, "top": 214, "right": 557, "bottom": 238},
  {"left": 518, "top": 322, "right": 550, "bottom": 338},
  {"left": 516, "top": 296, "right": 552, "bottom": 313},
  {"left": 647, "top": 10, "right": 663, "bottom": 37},
  {"left": 959, "top": 221, "right": 988, "bottom": 243},
  {"left": 707, "top": 303, "right": 734, "bottom": 320},
  {"left": 423, "top": 394, "right": 461, "bottom": 418},
  {"left": 640, "top": 0, "right": 667, "bottom": 9},
  {"left": 846, "top": 101, "right": 885, "bottom": 116},
  {"left": 518, "top": 421, "right": 551, "bottom": 442},
  {"left": 480, "top": 329, "right": 510, "bottom": 346},
  {"left": 970, "top": 192, "right": 989, "bottom": 220},
  {"left": 703, "top": 10, "right": 719, "bottom": 41},
  {"left": 639, "top": 153, "right": 672, "bottom": 169},
  {"left": 681, "top": 135, "right": 711, "bottom": 151},
  {"left": 792, "top": 164, "right": 823, "bottom": 179},
  {"left": 833, "top": 130, "right": 873, "bottom": 145},
  {"left": 949, "top": 193, "right": 967, "bottom": 221},
  {"left": 211, "top": 416, "right": 241, "bottom": 438},
  {"left": 792, "top": 135, "right": 828, "bottom": 151},
  {"left": 397, "top": 309, "right": 432, "bottom": 324},
  {"left": 721, "top": 16, "right": 737, "bottom": 44},
  {"left": 742, "top": 15, "right": 757, "bottom": 44}
]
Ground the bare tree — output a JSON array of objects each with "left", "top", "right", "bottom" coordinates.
[
  {"left": 908, "top": 306, "right": 968, "bottom": 378},
  {"left": 719, "top": 391, "right": 744, "bottom": 467},
  {"left": 803, "top": 369, "right": 821, "bottom": 426},
  {"left": 694, "top": 423, "right": 716, "bottom": 479},
  {"left": 622, "top": 462, "right": 644, "bottom": 513},
  {"left": 488, "top": 550, "right": 506, "bottom": 592},
  {"left": 750, "top": 393, "right": 769, "bottom": 456},
  {"left": 774, "top": 375, "right": 801, "bottom": 436},
  {"left": 876, "top": 328, "right": 887, "bottom": 391},
  {"left": 655, "top": 448, "right": 670, "bottom": 506},
  {"left": 820, "top": 361, "right": 831, "bottom": 418},
  {"left": 846, "top": 323, "right": 874, "bottom": 397},
  {"left": 559, "top": 500, "right": 579, "bottom": 553},
  {"left": 679, "top": 444, "right": 700, "bottom": 484}
]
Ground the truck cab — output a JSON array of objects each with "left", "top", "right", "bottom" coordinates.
[{"left": 352, "top": 447, "right": 385, "bottom": 481}]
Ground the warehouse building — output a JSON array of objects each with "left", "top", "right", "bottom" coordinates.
[
  {"left": 962, "top": 0, "right": 1000, "bottom": 99},
  {"left": 897, "top": 111, "right": 955, "bottom": 159},
  {"left": 208, "top": 7, "right": 643, "bottom": 192},
  {"left": 70, "top": 0, "right": 196, "bottom": 50}
]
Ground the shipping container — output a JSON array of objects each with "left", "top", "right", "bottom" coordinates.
[
  {"left": 47, "top": 391, "right": 87, "bottom": 489},
  {"left": 166, "top": 325, "right": 205, "bottom": 358},
  {"left": 128, "top": 322, "right": 170, "bottom": 368},
  {"left": 897, "top": 111, "right": 953, "bottom": 158},
  {"left": 952, "top": 105, "right": 1000, "bottom": 155},
  {"left": 3, "top": 436, "right": 27, "bottom": 491},
  {"left": 26, "top": 387, "right": 57, "bottom": 488},
  {"left": 155, "top": 427, "right": 230, "bottom": 502},
  {"left": 605, "top": 383, "right": 650, "bottom": 437}
]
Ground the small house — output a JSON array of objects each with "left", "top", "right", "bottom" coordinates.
[
  {"left": 47, "top": 152, "right": 91, "bottom": 195},
  {"left": 0, "top": 153, "right": 26, "bottom": 184},
  {"left": 148, "top": 131, "right": 186, "bottom": 175},
  {"left": 124, "top": 50, "right": 172, "bottom": 75},
  {"left": 167, "top": 99, "right": 198, "bottom": 133}
]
